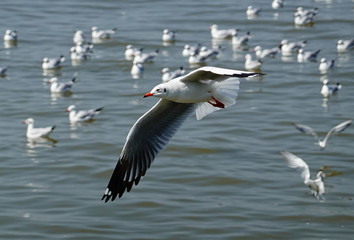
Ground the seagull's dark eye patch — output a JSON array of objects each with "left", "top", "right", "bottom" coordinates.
[{"left": 163, "top": 88, "right": 166, "bottom": 93}]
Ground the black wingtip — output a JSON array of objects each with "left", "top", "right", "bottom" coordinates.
[{"left": 96, "top": 107, "right": 104, "bottom": 112}]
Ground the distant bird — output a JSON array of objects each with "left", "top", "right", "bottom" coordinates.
[
  {"left": 125, "top": 45, "right": 141, "bottom": 60},
  {"left": 66, "top": 105, "right": 104, "bottom": 123},
  {"left": 319, "top": 58, "right": 335, "bottom": 73},
  {"left": 161, "top": 66, "right": 185, "bottom": 82},
  {"left": 279, "top": 39, "right": 307, "bottom": 55},
  {"left": 198, "top": 46, "right": 221, "bottom": 58},
  {"left": 133, "top": 49, "right": 159, "bottom": 64},
  {"left": 182, "top": 44, "right": 201, "bottom": 57},
  {"left": 70, "top": 47, "right": 91, "bottom": 60},
  {"left": 162, "top": 29, "right": 176, "bottom": 42},
  {"left": 295, "top": 7, "right": 318, "bottom": 17},
  {"left": 74, "top": 42, "right": 94, "bottom": 54},
  {"left": 232, "top": 32, "right": 251, "bottom": 46},
  {"left": 336, "top": 39, "right": 354, "bottom": 53},
  {"left": 244, "top": 54, "right": 262, "bottom": 71},
  {"left": 73, "top": 30, "right": 86, "bottom": 45},
  {"left": 0, "top": 66, "right": 8, "bottom": 76},
  {"left": 280, "top": 151, "right": 326, "bottom": 200},
  {"left": 246, "top": 6, "right": 262, "bottom": 17},
  {"left": 297, "top": 49, "right": 321, "bottom": 62},
  {"left": 42, "top": 55, "right": 65, "bottom": 70},
  {"left": 130, "top": 62, "right": 144, "bottom": 77},
  {"left": 91, "top": 26, "right": 117, "bottom": 40},
  {"left": 48, "top": 77, "right": 76, "bottom": 93},
  {"left": 294, "top": 14, "right": 315, "bottom": 26},
  {"left": 253, "top": 46, "right": 279, "bottom": 58},
  {"left": 3, "top": 29, "right": 17, "bottom": 41},
  {"left": 321, "top": 80, "right": 341, "bottom": 98},
  {"left": 188, "top": 51, "right": 209, "bottom": 65},
  {"left": 101, "top": 66, "right": 262, "bottom": 202},
  {"left": 209, "top": 24, "right": 237, "bottom": 39},
  {"left": 272, "top": 0, "right": 284, "bottom": 9},
  {"left": 291, "top": 120, "right": 352, "bottom": 150},
  {"left": 23, "top": 118, "right": 56, "bottom": 139}
]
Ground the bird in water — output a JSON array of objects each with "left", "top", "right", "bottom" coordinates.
[{"left": 280, "top": 151, "right": 326, "bottom": 201}]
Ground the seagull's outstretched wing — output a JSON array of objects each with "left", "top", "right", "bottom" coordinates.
[
  {"left": 281, "top": 151, "right": 310, "bottom": 182},
  {"left": 180, "top": 66, "right": 263, "bottom": 83},
  {"left": 322, "top": 120, "right": 352, "bottom": 145},
  {"left": 102, "top": 99, "right": 195, "bottom": 202},
  {"left": 292, "top": 122, "right": 320, "bottom": 142}
]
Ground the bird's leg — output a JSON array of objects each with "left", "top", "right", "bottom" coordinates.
[{"left": 208, "top": 96, "right": 225, "bottom": 108}]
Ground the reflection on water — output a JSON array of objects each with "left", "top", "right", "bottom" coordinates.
[
  {"left": 25, "top": 137, "right": 57, "bottom": 161},
  {"left": 3, "top": 41, "right": 17, "bottom": 49}
]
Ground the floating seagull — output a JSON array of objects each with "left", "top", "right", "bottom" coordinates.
[
  {"left": 336, "top": 39, "right": 354, "bottom": 53},
  {"left": 70, "top": 47, "right": 91, "bottom": 60},
  {"left": 232, "top": 32, "right": 251, "bottom": 46},
  {"left": 295, "top": 7, "right": 318, "bottom": 17},
  {"left": 125, "top": 45, "right": 141, "bottom": 60},
  {"left": 279, "top": 39, "right": 306, "bottom": 55},
  {"left": 246, "top": 6, "right": 262, "bottom": 17},
  {"left": 280, "top": 151, "right": 326, "bottom": 200},
  {"left": 198, "top": 46, "right": 221, "bottom": 58},
  {"left": 244, "top": 54, "right": 262, "bottom": 71},
  {"left": 91, "top": 26, "right": 117, "bottom": 40},
  {"left": 321, "top": 80, "right": 341, "bottom": 98},
  {"left": 66, "top": 105, "right": 104, "bottom": 123},
  {"left": 162, "top": 29, "right": 176, "bottom": 42},
  {"left": 3, "top": 29, "right": 17, "bottom": 41},
  {"left": 294, "top": 14, "right": 315, "bottom": 26},
  {"left": 74, "top": 42, "right": 94, "bottom": 54},
  {"left": 130, "top": 62, "right": 144, "bottom": 77},
  {"left": 297, "top": 49, "right": 321, "bottom": 62},
  {"left": 209, "top": 24, "right": 237, "bottom": 39},
  {"left": 73, "top": 30, "right": 86, "bottom": 45},
  {"left": 133, "top": 49, "right": 159, "bottom": 64},
  {"left": 161, "top": 66, "right": 185, "bottom": 82},
  {"left": 253, "top": 46, "right": 279, "bottom": 58},
  {"left": 23, "top": 118, "right": 56, "bottom": 139},
  {"left": 292, "top": 120, "right": 352, "bottom": 150},
  {"left": 182, "top": 44, "right": 201, "bottom": 57},
  {"left": 101, "top": 66, "right": 263, "bottom": 202},
  {"left": 42, "top": 55, "right": 65, "bottom": 70},
  {"left": 188, "top": 51, "right": 209, "bottom": 65},
  {"left": 319, "top": 58, "right": 335, "bottom": 73},
  {"left": 272, "top": 0, "right": 284, "bottom": 9},
  {"left": 48, "top": 77, "right": 76, "bottom": 93}
]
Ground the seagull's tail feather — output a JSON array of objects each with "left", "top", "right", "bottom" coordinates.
[{"left": 195, "top": 77, "right": 240, "bottom": 120}]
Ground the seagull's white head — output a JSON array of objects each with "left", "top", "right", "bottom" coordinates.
[
  {"left": 66, "top": 105, "right": 76, "bottom": 112},
  {"left": 23, "top": 118, "right": 34, "bottom": 125},
  {"left": 254, "top": 46, "right": 261, "bottom": 52},
  {"left": 161, "top": 67, "right": 169, "bottom": 74},
  {"left": 48, "top": 77, "right": 58, "bottom": 84},
  {"left": 144, "top": 83, "right": 168, "bottom": 98}
]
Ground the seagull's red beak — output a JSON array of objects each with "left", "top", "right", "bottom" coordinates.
[{"left": 143, "top": 92, "right": 153, "bottom": 98}]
